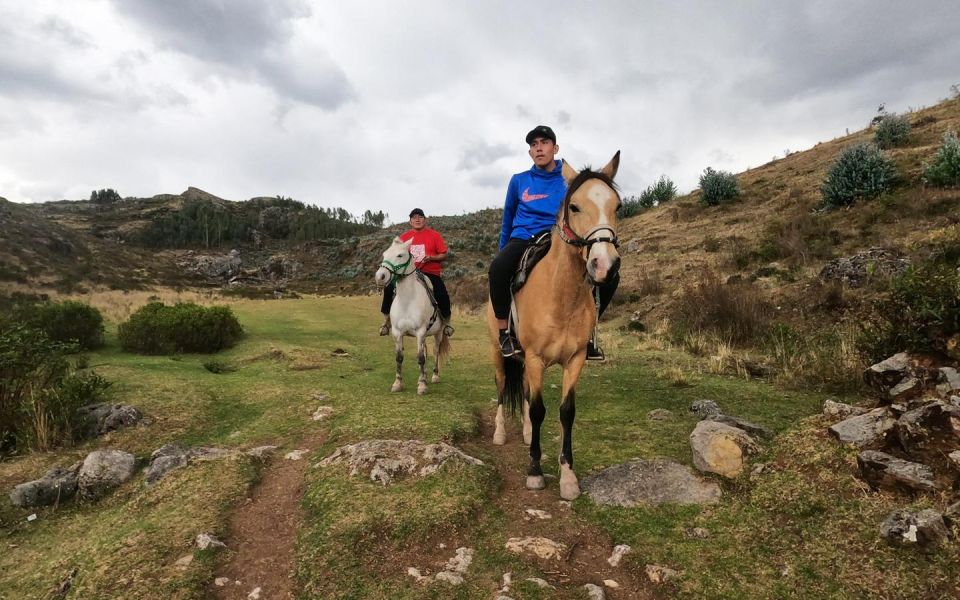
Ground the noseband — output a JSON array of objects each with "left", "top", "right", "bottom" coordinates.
[
  {"left": 380, "top": 254, "right": 414, "bottom": 287},
  {"left": 556, "top": 171, "right": 621, "bottom": 250}
]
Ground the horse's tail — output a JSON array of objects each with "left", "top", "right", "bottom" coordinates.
[
  {"left": 503, "top": 357, "right": 525, "bottom": 416},
  {"left": 437, "top": 330, "right": 451, "bottom": 367}
]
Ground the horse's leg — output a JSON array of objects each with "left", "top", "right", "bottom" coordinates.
[
  {"left": 525, "top": 356, "right": 547, "bottom": 491},
  {"left": 558, "top": 354, "right": 586, "bottom": 500},
  {"left": 416, "top": 332, "right": 428, "bottom": 395},
  {"left": 492, "top": 346, "right": 508, "bottom": 445},
  {"left": 391, "top": 334, "right": 404, "bottom": 392},
  {"left": 431, "top": 332, "right": 441, "bottom": 384}
]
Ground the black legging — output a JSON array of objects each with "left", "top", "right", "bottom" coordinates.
[
  {"left": 381, "top": 272, "right": 451, "bottom": 320},
  {"left": 488, "top": 237, "right": 619, "bottom": 320}
]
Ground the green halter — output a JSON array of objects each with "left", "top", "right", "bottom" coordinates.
[{"left": 380, "top": 254, "right": 414, "bottom": 288}]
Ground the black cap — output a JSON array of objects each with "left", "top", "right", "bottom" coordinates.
[
  {"left": 409, "top": 208, "right": 425, "bottom": 218},
  {"left": 525, "top": 125, "right": 556, "bottom": 145}
]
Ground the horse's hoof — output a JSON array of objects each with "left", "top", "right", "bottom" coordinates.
[
  {"left": 525, "top": 475, "right": 546, "bottom": 490},
  {"left": 391, "top": 383, "right": 403, "bottom": 393},
  {"left": 492, "top": 428, "right": 506, "bottom": 446},
  {"left": 431, "top": 374, "right": 440, "bottom": 383},
  {"left": 417, "top": 384, "right": 427, "bottom": 395},
  {"left": 560, "top": 481, "right": 581, "bottom": 500}
]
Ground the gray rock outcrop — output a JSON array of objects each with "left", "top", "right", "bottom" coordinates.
[
  {"left": 895, "top": 401, "right": 960, "bottom": 458},
  {"left": 880, "top": 508, "right": 948, "bottom": 548},
  {"left": 827, "top": 407, "right": 896, "bottom": 448},
  {"left": 819, "top": 248, "right": 909, "bottom": 287},
  {"left": 857, "top": 450, "right": 939, "bottom": 492},
  {"left": 9, "top": 463, "right": 81, "bottom": 508},
  {"left": 78, "top": 449, "right": 137, "bottom": 499},
  {"left": 76, "top": 403, "right": 145, "bottom": 438},
  {"left": 317, "top": 440, "right": 483, "bottom": 486},
  {"left": 582, "top": 458, "right": 721, "bottom": 506},
  {"left": 145, "top": 443, "right": 235, "bottom": 485}
]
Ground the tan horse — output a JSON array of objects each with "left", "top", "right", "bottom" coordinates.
[{"left": 487, "top": 152, "right": 622, "bottom": 500}]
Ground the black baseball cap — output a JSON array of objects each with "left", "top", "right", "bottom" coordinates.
[
  {"left": 409, "top": 208, "right": 425, "bottom": 217},
  {"left": 525, "top": 125, "right": 556, "bottom": 145}
]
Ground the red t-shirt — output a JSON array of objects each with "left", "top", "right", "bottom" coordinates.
[{"left": 400, "top": 227, "right": 448, "bottom": 276}]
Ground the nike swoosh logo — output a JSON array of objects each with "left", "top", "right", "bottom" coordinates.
[{"left": 521, "top": 188, "right": 549, "bottom": 202}]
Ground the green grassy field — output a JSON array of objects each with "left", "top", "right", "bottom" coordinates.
[{"left": 1, "top": 295, "right": 957, "bottom": 599}]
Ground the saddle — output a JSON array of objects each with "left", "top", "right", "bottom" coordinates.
[{"left": 510, "top": 230, "right": 552, "bottom": 294}]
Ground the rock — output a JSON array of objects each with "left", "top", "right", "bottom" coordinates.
[
  {"left": 524, "top": 508, "right": 551, "bottom": 520},
  {"left": 823, "top": 400, "right": 869, "bottom": 418},
  {"left": 582, "top": 458, "right": 722, "bottom": 505},
  {"left": 245, "top": 446, "right": 278, "bottom": 458},
  {"left": 284, "top": 449, "right": 309, "bottom": 461},
  {"left": 647, "top": 408, "right": 673, "bottom": 421},
  {"left": 174, "top": 554, "right": 194, "bottom": 569},
  {"left": 505, "top": 537, "right": 566, "bottom": 560},
  {"left": 864, "top": 353, "right": 913, "bottom": 395},
  {"left": 317, "top": 440, "right": 483, "bottom": 486},
  {"left": 827, "top": 407, "right": 896, "bottom": 448},
  {"left": 435, "top": 571, "right": 464, "bottom": 585},
  {"left": 819, "top": 248, "right": 909, "bottom": 288},
  {"left": 888, "top": 377, "right": 922, "bottom": 402},
  {"left": 78, "top": 450, "right": 137, "bottom": 500},
  {"left": 9, "top": 463, "right": 81, "bottom": 508},
  {"left": 144, "top": 444, "right": 234, "bottom": 485},
  {"left": 645, "top": 564, "right": 679, "bottom": 584},
  {"left": 196, "top": 533, "right": 226, "bottom": 550},
  {"left": 895, "top": 401, "right": 960, "bottom": 457},
  {"left": 880, "top": 509, "right": 948, "bottom": 548},
  {"left": 76, "top": 403, "right": 144, "bottom": 438},
  {"left": 690, "top": 400, "right": 721, "bottom": 417},
  {"left": 684, "top": 527, "right": 710, "bottom": 539},
  {"left": 247, "top": 587, "right": 261, "bottom": 600},
  {"left": 944, "top": 501, "right": 960, "bottom": 524},
  {"left": 312, "top": 406, "right": 333, "bottom": 421},
  {"left": 949, "top": 450, "right": 960, "bottom": 470},
  {"left": 603, "top": 579, "right": 620, "bottom": 588},
  {"left": 606, "top": 544, "right": 631, "bottom": 567},
  {"left": 214, "top": 577, "right": 230, "bottom": 586},
  {"left": 690, "top": 421, "right": 760, "bottom": 478},
  {"left": 936, "top": 367, "right": 960, "bottom": 397},
  {"left": 857, "top": 450, "right": 938, "bottom": 492},
  {"left": 525, "top": 577, "right": 554, "bottom": 589},
  {"left": 584, "top": 583, "right": 606, "bottom": 599},
  {"left": 705, "top": 413, "right": 772, "bottom": 438}
]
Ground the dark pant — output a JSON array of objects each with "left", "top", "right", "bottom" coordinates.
[
  {"left": 488, "top": 237, "right": 619, "bottom": 320},
  {"left": 381, "top": 272, "right": 452, "bottom": 320}
]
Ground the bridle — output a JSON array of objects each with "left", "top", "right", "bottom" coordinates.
[
  {"left": 556, "top": 172, "right": 620, "bottom": 251},
  {"left": 379, "top": 253, "right": 414, "bottom": 287}
]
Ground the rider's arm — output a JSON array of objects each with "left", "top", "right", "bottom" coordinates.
[{"left": 498, "top": 176, "right": 519, "bottom": 250}]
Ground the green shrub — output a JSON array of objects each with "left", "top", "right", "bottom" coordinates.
[
  {"left": 820, "top": 143, "right": 898, "bottom": 208},
  {"left": 640, "top": 175, "right": 677, "bottom": 206},
  {"left": 618, "top": 195, "right": 652, "bottom": 218},
  {"left": 923, "top": 131, "right": 960, "bottom": 187},
  {"left": 23, "top": 300, "right": 104, "bottom": 350},
  {"left": 874, "top": 114, "right": 911, "bottom": 149},
  {"left": 699, "top": 168, "right": 740, "bottom": 206},
  {"left": 859, "top": 262, "right": 960, "bottom": 362},
  {"left": 118, "top": 302, "right": 244, "bottom": 354}
]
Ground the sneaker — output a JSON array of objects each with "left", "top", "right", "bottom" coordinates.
[
  {"left": 586, "top": 341, "right": 605, "bottom": 362},
  {"left": 499, "top": 332, "right": 522, "bottom": 358},
  {"left": 379, "top": 317, "right": 391, "bottom": 336},
  {"left": 443, "top": 324, "right": 455, "bottom": 337}
]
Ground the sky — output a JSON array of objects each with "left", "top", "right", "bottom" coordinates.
[{"left": 1, "top": 1, "right": 959, "bottom": 224}]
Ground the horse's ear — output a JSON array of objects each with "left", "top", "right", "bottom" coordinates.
[
  {"left": 402, "top": 238, "right": 413, "bottom": 247},
  {"left": 561, "top": 159, "right": 579, "bottom": 185},
  {"left": 393, "top": 236, "right": 404, "bottom": 244},
  {"left": 600, "top": 151, "right": 620, "bottom": 180}
]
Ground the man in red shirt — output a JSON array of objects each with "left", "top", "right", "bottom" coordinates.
[{"left": 379, "top": 208, "right": 454, "bottom": 336}]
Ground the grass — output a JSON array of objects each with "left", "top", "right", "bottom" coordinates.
[{"left": 1, "top": 294, "right": 958, "bottom": 599}]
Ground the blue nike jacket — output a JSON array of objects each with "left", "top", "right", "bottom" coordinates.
[{"left": 498, "top": 160, "right": 567, "bottom": 249}]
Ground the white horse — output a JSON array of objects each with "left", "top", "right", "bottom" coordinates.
[{"left": 374, "top": 237, "right": 451, "bottom": 394}]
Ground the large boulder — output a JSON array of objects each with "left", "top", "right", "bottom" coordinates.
[
  {"left": 880, "top": 509, "right": 948, "bottom": 548},
  {"left": 857, "top": 450, "right": 939, "bottom": 492},
  {"left": 76, "top": 403, "right": 145, "bottom": 438},
  {"left": 77, "top": 450, "right": 137, "bottom": 500},
  {"left": 827, "top": 407, "right": 896, "bottom": 448},
  {"left": 9, "top": 463, "right": 81, "bottom": 508},
  {"left": 690, "top": 421, "right": 759, "bottom": 478},
  {"left": 581, "top": 459, "right": 721, "bottom": 506}
]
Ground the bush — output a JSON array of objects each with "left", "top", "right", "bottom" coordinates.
[
  {"left": 22, "top": 300, "right": 104, "bottom": 350},
  {"left": 699, "top": 168, "right": 740, "bottom": 206},
  {"left": 618, "top": 195, "right": 652, "bottom": 218},
  {"left": 118, "top": 302, "right": 244, "bottom": 354},
  {"left": 859, "top": 262, "right": 960, "bottom": 362},
  {"left": 669, "top": 270, "right": 772, "bottom": 344},
  {"left": 641, "top": 175, "right": 677, "bottom": 206},
  {"left": 923, "top": 131, "right": 960, "bottom": 187},
  {"left": 820, "top": 143, "right": 898, "bottom": 208},
  {"left": 874, "top": 114, "right": 911, "bottom": 149}
]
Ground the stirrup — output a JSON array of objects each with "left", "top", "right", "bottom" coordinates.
[
  {"left": 379, "top": 323, "right": 390, "bottom": 336},
  {"left": 586, "top": 341, "right": 605, "bottom": 362},
  {"left": 499, "top": 333, "right": 522, "bottom": 358}
]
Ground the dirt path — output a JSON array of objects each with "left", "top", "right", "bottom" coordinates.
[
  {"left": 462, "top": 410, "right": 656, "bottom": 599},
  {"left": 211, "top": 431, "right": 326, "bottom": 600}
]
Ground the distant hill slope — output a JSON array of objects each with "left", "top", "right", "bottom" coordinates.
[{"left": 2, "top": 97, "right": 958, "bottom": 317}]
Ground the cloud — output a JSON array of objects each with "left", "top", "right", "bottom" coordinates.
[{"left": 456, "top": 141, "right": 513, "bottom": 171}]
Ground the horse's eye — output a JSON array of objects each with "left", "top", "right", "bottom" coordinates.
[{"left": 570, "top": 204, "right": 581, "bottom": 213}]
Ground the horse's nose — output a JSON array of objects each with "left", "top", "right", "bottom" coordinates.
[{"left": 608, "top": 256, "right": 621, "bottom": 280}]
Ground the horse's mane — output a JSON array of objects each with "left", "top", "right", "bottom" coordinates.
[{"left": 561, "top": 169, "right": 620, "bottom": 214}]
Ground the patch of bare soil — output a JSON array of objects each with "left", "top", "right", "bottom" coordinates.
[
  {"left": 463, "top": 410, "right": 656, "bottom": 599},
  {"left": 211, "top": 432, "right": 326, "bottom": 600}
]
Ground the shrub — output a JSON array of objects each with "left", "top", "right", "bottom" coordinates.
[
  {"left": 22, "top": 300, "right": 104, "bottom": 350},
  {"left": 638, "top": 175, "right": 677, "bottom": 208},
  {"left": 820, "top": 143, "right": 898, "bottom": 208},
  {"left": 765, "top": 323, "right": 864, "bottom": 393},
  {"left": 118, "top": 302, "right": 244, "bottom": 354},
  {"left": 669, "top": 270, "right": 772, "bottom": 344},
  {"left": 874, "top": 114, "right": 911, "bottom": 149},
  {"left": 699, "top": 167, "right": 740, "bottom": 206},
  {"left": 859, "top": 262, "right": 960, "bottom": 362},
  {"left": 618, "top": 195, "right": 652, "bottom": 218},
  {"left": 923, "top": 131, "right": 960, "bottom": 187}
]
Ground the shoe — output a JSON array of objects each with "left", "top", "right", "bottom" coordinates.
[
  {"left": 499, "top": 332, "right": 522, "bottom": 358},
  {"left": 443, "top": 324, "right": 455, "bottom": 337},
  {"left": 379, "top": 317, "right": 391, "bottom": 336},
  {"left": 586, "top": 341, "right": 605, "bottom": 361}
]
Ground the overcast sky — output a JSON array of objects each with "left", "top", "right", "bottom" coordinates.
[{"left": 2, "top": 1, "right": 958, "bottom": 223}]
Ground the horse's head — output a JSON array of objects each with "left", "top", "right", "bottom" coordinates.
[
  {"left": 559, "top": 151, "right": 622, "bottom": 284},
  {"left": 375, "top": 237, "right": 414, "bottom": 287}
]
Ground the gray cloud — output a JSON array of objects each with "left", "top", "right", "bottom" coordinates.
[{"left": 457, "top": 141, "right": 513, "bottom": 171}]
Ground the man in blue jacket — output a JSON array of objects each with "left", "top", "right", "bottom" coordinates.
[{"left": 488, "top": 125, "right": 619, "bottom": 360}]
